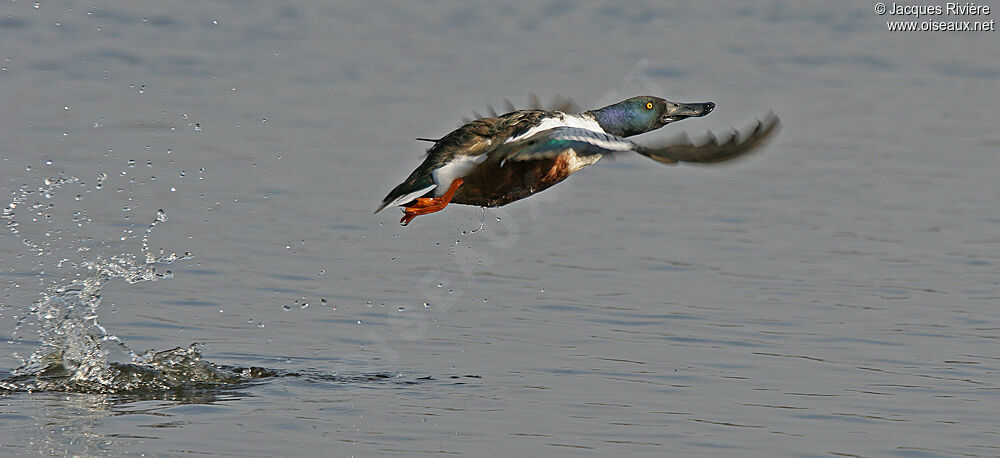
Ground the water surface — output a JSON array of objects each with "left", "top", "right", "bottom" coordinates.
[{"left": 1, "top": 1, "right": 998, "bottom": 455}]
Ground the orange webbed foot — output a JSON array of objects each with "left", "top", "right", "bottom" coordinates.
[{"left": 400, "top": 178, "right": 464, "bottom": 226}]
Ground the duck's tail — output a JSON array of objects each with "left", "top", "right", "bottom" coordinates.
[{"left": 374, "top": 181, "right": 437, "bottom": 214}]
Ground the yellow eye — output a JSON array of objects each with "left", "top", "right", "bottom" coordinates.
[{"left": 645, "top": 102, "right": 654, "bottom": 110}]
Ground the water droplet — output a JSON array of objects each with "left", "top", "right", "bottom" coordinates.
[
  {"left": 437, "top": 283, "right": 443, "bottom": 288},
  {"left": 32, "top": 2, "right": 40, "bottom": 8},
  {"left": 423, "top": 302, "right": 430, "bottom": 307},
  {"left": 320, "top": 298, "right": 328, "bottom": 305},
  {"left": 282, "top": 305, "right": 291, "bottom": 311},
  {"left": 398, "top": 306, "right": 405, "bottom": 312},
  {"left": 194, "top": 123, "right": 202, "bottom": 132}
]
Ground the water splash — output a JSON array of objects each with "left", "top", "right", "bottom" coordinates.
[
  {"left": 1, "top": 344, "right": 275, "bottom": 394},
  {"left": 1, "top": 172, "right": 426, "bottom": 395},
  {"left": 1, "top": 174, "right": 270, "bottom": 394}
]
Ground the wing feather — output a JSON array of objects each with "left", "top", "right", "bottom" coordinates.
[
  {"left": 494, "top": 127, "right": 637, "bottom": 166},
  {"left": 492, "top": 113, "right": 780, "bottom": 167},
  {"left": 637, "top": 113, "right": 780, "bottom": 164}
]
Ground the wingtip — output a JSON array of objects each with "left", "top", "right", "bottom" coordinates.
[
  {"left": 732, "top": 111, "right": 782, "bottom": 157},
  {"left": 636, "top": 109, "right": 782, "bottom": 165},
  {"left": 755, "top": 112, "right": 782, "bottom": 141},
  {"left": 760, "top": 111, "right": 782, "bottom": 131}
]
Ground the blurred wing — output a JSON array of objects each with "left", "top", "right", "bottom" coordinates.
[
  {"left": 547, "top": 95, "right": 580, "bottom": 114},
  {"left": 495, "top": 127, "right": 637, "bottom": 166},
  {"left": 637, "top": 113, "right": 781, "bottom": 164},
  {"left": 463, "top": 95, "right": 580, "bottom": 123},
  {"left": 528, "top": 93, "right": 543, "bottom": 110}
]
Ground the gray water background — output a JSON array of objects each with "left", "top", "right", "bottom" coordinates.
[{"left": 1, "top": 0, "right": 999, "bottom": 455}]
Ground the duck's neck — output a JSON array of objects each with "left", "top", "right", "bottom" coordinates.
[{"left": 586, "top": 105, "right": 640, "bottom": 137}]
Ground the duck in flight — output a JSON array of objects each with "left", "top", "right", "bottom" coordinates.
[{"left": 375, "top": 96, "right": 780, "bottom": 225}]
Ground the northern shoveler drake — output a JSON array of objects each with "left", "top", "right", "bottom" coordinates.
[{"left": 376, "top": 96, "right": 780, "bottom": 225}]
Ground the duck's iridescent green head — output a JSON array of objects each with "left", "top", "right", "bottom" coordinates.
[{"left": 588, "top": 96, "right": 715, "bottom": 137}]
